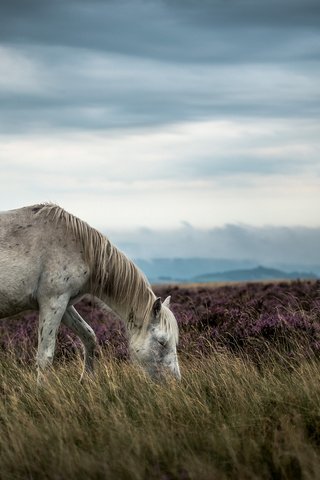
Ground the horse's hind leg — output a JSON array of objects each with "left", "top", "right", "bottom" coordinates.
[
  {"left": 62, "top": 306, "right": 97, "bottom": 379},
  {"left": 37, "top": 294, "right": 69, "bottom": 384}
]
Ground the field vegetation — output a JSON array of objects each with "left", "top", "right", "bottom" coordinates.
[{"left": 1, "top": 280, "right": 320, "bottom": 479}]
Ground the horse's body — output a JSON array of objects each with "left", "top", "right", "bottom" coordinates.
[{"left": 0, "top": 204, "right": 180, "bottom": 381}]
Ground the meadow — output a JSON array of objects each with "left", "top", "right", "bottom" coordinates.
[{"left": 1, "top": 280, "right": 320, "bottom": 479}]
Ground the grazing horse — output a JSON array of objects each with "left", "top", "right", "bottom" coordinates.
[{"left": 0, "top": 204, "right": 180, "bottom": 382}]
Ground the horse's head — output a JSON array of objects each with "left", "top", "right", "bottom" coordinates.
[{"left": 129, "top": 296, "right": 181, "bottom": 381}]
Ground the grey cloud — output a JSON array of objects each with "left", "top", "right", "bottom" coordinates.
[
  {"left": 165, "top": 0, "right": 320, "bottom": 29},
  {"left": 0, "top": 0, "right": 319, "bottom": 135},
  {"left": 175, "top": 155, "right": 315, "bottom": 179},
  {"left": 1, "top": 0, "right": 319, "bottom": 64},
  {"left": 107, "top": 224, "right": 320, "bottom": 272},
  {"left": 1, "top": 47, "right": 319, "bottom": 134}
]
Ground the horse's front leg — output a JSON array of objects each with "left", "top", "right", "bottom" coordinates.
[
  {"left": 62, "top": 306, "right": 97, "bottom": 380},
  {"left": 37, "top": 294, "right": 69, "bottom": 384}
]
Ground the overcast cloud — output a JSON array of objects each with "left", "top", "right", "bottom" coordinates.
[
  {"left": 109, "top": 223, "right": 320, "bottom": 273},
  {"left": 0, "top": 0, "right": 319, "bottom": 262}
]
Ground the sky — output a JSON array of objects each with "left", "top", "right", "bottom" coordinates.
[{"left": 0, "top": 0, "right": 319, "bottom": 262}]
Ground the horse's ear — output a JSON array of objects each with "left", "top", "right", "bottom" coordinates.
[
  {"left": 152, "top": 297, "right": 162, "bottom": 321},
  {"left": 163, "top": 296, "right": 171, "bottom": 307}
]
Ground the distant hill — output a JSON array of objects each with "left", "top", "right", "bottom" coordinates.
[
  {"left": 134, "top": 258, "right": 318, "bottom": 283},
  {"left": 135, "top": 258, "right": 257, "bottom": 282},
  {"left": 192, "top": 265, "right": 318, "bottom": 283}
]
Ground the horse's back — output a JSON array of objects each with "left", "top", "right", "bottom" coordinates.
[
  {"left": 0, "top": 207, "right": 45, "bottom": 315},
  {"left": 0, "top": 206, "right": 49, "bottom": 266},
  {"left": 0, "top": 206, "right": 88, "bottom": 318}
]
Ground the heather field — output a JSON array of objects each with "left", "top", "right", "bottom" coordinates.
[{"left": 1, "top": 280, "right": 320, "bottom": 479}]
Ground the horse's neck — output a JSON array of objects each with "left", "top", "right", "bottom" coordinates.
[
  {"left": 101, "top": 295, "right": 129, "bottom": 323},
  {"left": 100, "top": 288, "right": 155, "bottom": 333},
  {"left": 95, "top": 244, "right": 155, "bottom": 330}
]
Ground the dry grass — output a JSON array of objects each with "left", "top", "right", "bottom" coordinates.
[{"left": 1, "top": 349, "right": 320, "bottom": 480}]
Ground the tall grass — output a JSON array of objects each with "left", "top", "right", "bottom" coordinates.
[{"left": 1, "top": 349, "right": 320, "bottom": 479}]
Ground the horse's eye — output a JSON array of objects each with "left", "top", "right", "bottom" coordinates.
[{"left": 157, "top": 339, "right": 166, "bottom": 347}]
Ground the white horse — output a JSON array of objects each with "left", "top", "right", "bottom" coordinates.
[{"left": 0, "top": 204, "right": 180, "bottom": 382}]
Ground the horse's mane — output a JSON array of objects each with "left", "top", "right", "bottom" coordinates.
[
  {"left": 33, "top": 203, "right": 155, "bottom": 327},
  {"left": 32, "top": 203, "right": 178, "bottom": 341}
]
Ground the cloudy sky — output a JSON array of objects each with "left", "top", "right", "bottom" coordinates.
[{"left": 1, "top": 0, "right": 319, "bottom": 261}]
